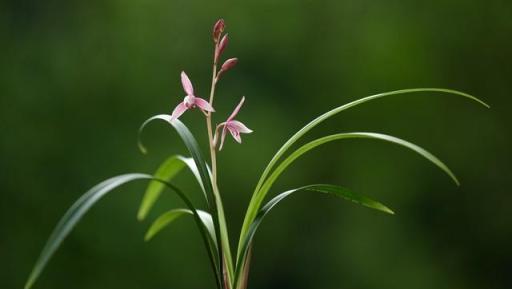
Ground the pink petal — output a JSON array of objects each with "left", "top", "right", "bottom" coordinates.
[
  {"left": 195, "top": 97, "right": 215, "bottom": 112},
  {"left": 171, "top": 102, "right": 188, "bottom": 121},
  {"left": 181, "top": 71, "right": 194, "bottom": 95},
  {"left": 219, "top": 125, "right": 228, "bottom": 150},
  {"left": 227, "top": 96, "right": 245, "bottom": 122},
  {"left": 228, "top": 126, "right": 242, "bottom": 143},
  {"left": 228, "top": 120, "right": 253, "bottom": 134}
]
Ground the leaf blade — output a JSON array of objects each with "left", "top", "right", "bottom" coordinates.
[
  {"left": 25, "top": 174, "right": 220, "bottom": 289},
  {"left": 138, "top": 115, "right": 234, "bottom": 283},
  {"left": 239, "top": 131, "right": 459, "bottom": 257},
  {"left": 235, "top": 184, "right": 393, "bottom": 287},
  {"left": 239, "top": 88, "right": 488, "bottom": 255},
  {"left": 137, "top": 155, "right": 207, "bottom": 221},
  {"left": 145, "top": 208, "right": 216, "bottom": 245}
]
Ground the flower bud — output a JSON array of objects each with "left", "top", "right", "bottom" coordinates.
[
  {"left": 212, "top": 19, "right": 225, "bottom": 42},
  {"left": 215, "top": 34, "right": 229, "bottom": 62},
  {"left": 221, "top": 58, "right": 238, "bottom": 72},
  {"left": 216, "top": 58, "right": 238, "bottom": 82}
]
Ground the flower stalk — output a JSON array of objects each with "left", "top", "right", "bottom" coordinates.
[{"left": 206, "top": 21, "right": 235, "bottom": 289}]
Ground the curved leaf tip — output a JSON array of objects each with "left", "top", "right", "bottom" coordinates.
[{"left": 137, "top": 141, "right": 148, "bottom": 155}]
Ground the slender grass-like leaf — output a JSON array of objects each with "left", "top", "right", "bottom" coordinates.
[
  {"left": 145, "top": 209, "right": 189, "bottom": 241},
  {"left": 138, "top": 115, "right": 235, "bottom": 283},
  {"left": 238, "top": 131, "right": 460, "bottom": 257},
  {"left": 137, "top": 155, "right": 208, "bottom": 221},
  {"left": 238, "top": 88, "right": 488, "bottom": 255},
  {"left": 138, "top": 116, "right": 215, "bottom": 208},
  {"left": 234, "top": 184, "right": 393, "bottom": 287},
  {"left": 145, "top": 208, "right": 216, "bottom": 246},
  {"left": 25, "top": 174, "right": 221, "bottom": 289}
]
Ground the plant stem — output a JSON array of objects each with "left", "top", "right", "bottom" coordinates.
[{"left": 206, "top": 52, "right": 235, "bottom": 288}]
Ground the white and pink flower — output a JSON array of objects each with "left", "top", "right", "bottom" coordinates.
[{"left": 170, "top": 71, "right": 215, "bottom": 121}]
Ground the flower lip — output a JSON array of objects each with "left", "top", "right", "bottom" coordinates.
[{"left": 184, "top": 95, "right": 195, "bottom": 108}]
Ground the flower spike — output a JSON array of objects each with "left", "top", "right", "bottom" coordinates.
[
  {"left": 170, "top": 71, "right": 215, "bottom": 121},
  {"left": 216, "top": 96, "right": 253, "bottom": 150}
]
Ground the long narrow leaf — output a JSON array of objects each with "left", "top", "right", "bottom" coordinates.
[
  {"left": 138, "top": 115, "right": 235, "bottom": 282},
  {"left": 25, "top": 174, "right": 221, "bottom": 289},
  {"left": 239, "top": 88, "right": 488, "bottom": 253},
  {"left": 235, "top": 184, "right": 393, "bottom": 286},
  {"left": 138, "top": 116, "right": 215, "bottom": 207},
  {"left": 137, "top": 155, "right": 207, "bottom": 221},
  {"left": 145, "top": 209, "right": 216, "bottom": 246},
  {"left": 239, "top": 131, "right": 459, "bottom": 257}
]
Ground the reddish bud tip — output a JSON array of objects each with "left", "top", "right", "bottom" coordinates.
[
  {"left": 215, "top": 34, "right": 229, "bottom": 62},
  {"left": 213, "top": 19, "right": 225, "bottom": 42},
  {"left": 221, "top": 58, "right": 238, "bottom": 72}
]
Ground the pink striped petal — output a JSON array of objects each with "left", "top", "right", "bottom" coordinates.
[
  {"left": 181, "top": 71, "right": 194, "bottom": 95},
  {"left": 227, "top": 96, "right": 245, "bottom": 122},
  {"left": 219, "top": 125, "right": 228, "bottom": 150},
  {"left": 228, "top": 120, "right": 253, "bottom": 134},
  {"left": 195, "top": 98, "right": 215, "bottom": 112},
  {"left": 170, "top": 102, "right": 188, "bottom": 121},
  {"left": 227, "top": 126, "right": 242, "bottom": 143}
]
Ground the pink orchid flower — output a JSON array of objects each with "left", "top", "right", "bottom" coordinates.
[
  {"left": 170, "top": 71, "right": 215, "bottom": 121},
  {"left": 217, "top": 96, "right": 253, "bottom": 150}
]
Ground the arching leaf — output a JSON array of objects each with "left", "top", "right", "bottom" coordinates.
[
  {"left": 145, "top": 209, "right": 216, "bottom": 245},
  {"left": 239, "top": 88, "right": 488, "bottom": 254},
  {"left": 137, "top": 155, "right": 207, "bottom": 221},
  {"left": 138, "top": 115, "right": 234, "bottom": 283},
  {"left": 239, "top": 131, "right": 460, "bottom": 257},
  {"left": 24, "top": 174, "right": 221, "bottom": 289},
  {"left": 235, "top": 184, "right": 393, "bottom": 286}
]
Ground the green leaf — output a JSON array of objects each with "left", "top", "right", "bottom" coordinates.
[
  {"left": 238, "top": 88, "right": 487, "bottom": 255},
  {"left": 25, "top": 174, "right": 220, "bottom": 289},
  {"left": 239, "top": 131, "right": 459, "bottom": 257},
  {"left": 144, "top": 209, "right": 189, "bottom": 241},
  {"left": 254, "top": 88, "right": 487, "bottom": 196},
  {"left": 138, "top": 115, "right": 234, "bottom": 285},
  {"left": 137, "top": 155, "right": 208, "bottom": 221},
  {"left": 234, "top": 184, "right": 393, "bottom": 286},
  {"left": 138, "top": 116, "right": 215, "bottom": 206},
  {"left": 144, "top": 209, "right": 216, "bottom": 245}
]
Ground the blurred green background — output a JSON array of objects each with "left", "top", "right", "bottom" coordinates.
[{"left": 1, "top": 0, "right": 511, "bottom": 289}]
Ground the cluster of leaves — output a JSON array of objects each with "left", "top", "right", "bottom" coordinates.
[{"left": 24, "top": 18, "right": 488, "bottom": 289}]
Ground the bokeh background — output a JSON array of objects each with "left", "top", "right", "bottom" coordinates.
[{"left": 1, "top": 1, "right": 511, "bottom": 289}]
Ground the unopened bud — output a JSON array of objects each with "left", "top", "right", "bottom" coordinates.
[
  {"left": 221, "top": 58, "right": 238, "bottom": 72},
  {"left": 215, "top": 34, "right": 229, "bottom": 62},
  {"left": 216, "top": 58, "right": 238, "bottom": 82},
  {"left": 212, "top": 19, "right": 225, "bottom": 42}
]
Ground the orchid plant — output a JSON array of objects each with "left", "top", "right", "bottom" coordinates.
[{"left": 25, "top": 19, "right": 489, "bottom": 289}]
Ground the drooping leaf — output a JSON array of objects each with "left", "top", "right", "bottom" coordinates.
[
  {"left": 25, "top": 174, "right": 221, "bottom": 289},
  {"left": 253, "top": 88, "right": 487, "bottom": 195},
  {"left": 239, "top": 131, "right": 459, "bottom": 256},
  {"left": 137, "top": 155, "right": 207, "bottom": 221},
  {"left": 145, "top": 208, "right": 216, "bottom": 245},
  {"left": 138, "top": 115, "right": 234, "bottom": 283},
  {"left": 138, "top": 116, "right": 214, "bottom": 207},
  {"left": 239, "top": 88, "right": 488, "bottom": 252},
  {"left": 235, "top": 184, "right": 393, "bottom": 285}
]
